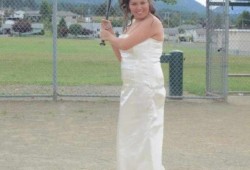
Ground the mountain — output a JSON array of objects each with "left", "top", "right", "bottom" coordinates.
[
  {"left": 154, "top": 0, "right": 206, "bottom": 14},
  {"left": 213, "top": 6, "right": 250, "bottom": 15},
  {"left": 58, "top": 0, "right": 206, "bottom": 14},
  {"left": 57, "top": 0, "right": 112, "bottom": 5}
]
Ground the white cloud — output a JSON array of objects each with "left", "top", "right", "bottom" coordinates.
[{"left": 195, "top": 0, "right": 206, "bottom": 6}]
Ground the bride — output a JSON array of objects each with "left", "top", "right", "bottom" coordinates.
[{"left": 100, "top": 0, "right": 166, "bottom": 169}]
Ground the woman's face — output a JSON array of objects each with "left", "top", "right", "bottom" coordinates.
[{"left": 129, "top": 0, "right": 150, "bottom": 20}]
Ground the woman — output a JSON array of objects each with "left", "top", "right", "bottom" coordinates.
[{"left": 100, "top": 0, "right": 166, "bottom": 169}]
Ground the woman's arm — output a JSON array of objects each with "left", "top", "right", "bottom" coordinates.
[
  {"left": 101, "top": 15, "right": 163, "bottom": 50},
  {"left": 111, "top": 45, "right": 122, "bottom": 62},
  {"left": 101, "top": 19, "right": 122, "bottom": 62}
]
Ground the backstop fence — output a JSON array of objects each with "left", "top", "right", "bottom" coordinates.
[
  {"left": 0, "top": 0, "right": 249, "bottom": 100},
  {"left": 206, "top": 0, "right": 250, "bottom": 99}
]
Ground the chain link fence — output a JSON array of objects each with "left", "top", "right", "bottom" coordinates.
[
  {"left": 0, "top": 0, "right": 249, "bottom": 100},
  {"left": 206, "top": 0, "right": 228, "bottom": 99},
  {"left": 227, "top": 1, "right": 250, "bottom": 95},
  {"left": 206, "top": 0, "right": 250, "bottom": 98}
]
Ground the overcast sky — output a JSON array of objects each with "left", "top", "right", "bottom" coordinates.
[{"left": 195, "top": 0, "right": 206, "bottom": 6}]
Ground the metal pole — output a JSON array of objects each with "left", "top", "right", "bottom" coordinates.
[
  {"left": 168, "top": 12, "right": 170, "bottom": 27},
  {"left": 223, "top": 0, "right": 229, "bottom": 100},
  {"left": 52, "top": 0, "right": 58, "bottom": 101},
  {"left": 164, "top": 12, "right": 170, "bottom": 27},
  {"left": 1, "top": 0, "right": 3, "bottom": 26},
  {"left": 100, "top": 0, "right": 112, "bottom": 46},
  {"left": 179, "top": 12, "right": 181, "bottom": 26},
  {"left": 206, "top": 0, "right": 211, "bottom": 95}
]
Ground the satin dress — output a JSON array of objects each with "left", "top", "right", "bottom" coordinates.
[{"left": 117, "top": 35, "right": 166, "bottom": 170}]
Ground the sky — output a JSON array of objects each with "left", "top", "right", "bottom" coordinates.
[{"left": 195, "top": 0, "right": 206, "bottom": 6}]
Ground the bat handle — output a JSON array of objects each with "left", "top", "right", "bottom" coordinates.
[{"left": 100, "top": 40, "right": 106, "bottom": 46}]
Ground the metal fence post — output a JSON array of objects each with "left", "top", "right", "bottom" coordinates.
[
  {"left": 52, "top": 0, "right": 58, "bottom": 101},
  {"left": 169, "top": 51, "right": 184, "bottom": 98},
  {"left": 161, "top": 51, "right": 184, "bottom": 99},
  {"left": 223, "top": 0, "right": 229, "bottom": 100}
]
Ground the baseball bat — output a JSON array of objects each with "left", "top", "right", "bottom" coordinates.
[{"left": 100, "top": 0, "right": 112, "bottom": 46}]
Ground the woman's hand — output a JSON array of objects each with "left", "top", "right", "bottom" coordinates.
[
  {"left": 101, "top": 19, "right": 114, "bottom": 34},
  {"left": 100, "top": 29, "right": 112, "bottom": 41},
  {"left": 100, "top": 19, "right": 115, "bottom": 41}
]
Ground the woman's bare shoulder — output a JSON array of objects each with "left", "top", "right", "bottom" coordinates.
[
  {"left": 151, "top": 15, "right": 163, "bottom": 27},
  {"left": 149, "top": 15, "right": 164, "bottom": 41},
  {"left": 141, "top": 14, "right": 163, "bottom": 30}
]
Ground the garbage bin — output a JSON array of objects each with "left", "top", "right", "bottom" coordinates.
[{"left": 160, "top": 50, "right": 184, "bottom": 98}]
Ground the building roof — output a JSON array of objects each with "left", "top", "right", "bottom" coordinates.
[
  {"left": 2, "top": 24, "right": 12, "bottom": 29},
  {"left": 31, "top": 23, "right": 44, "bottom": 29},
  {"left": 164, "top": 28, "right": 179, "bottom": 34},
  {"left": 25, "top": 11, "right": 41, "bottom": 17},
  {"left": 195, "top": 28, "right": 206, "bottom": 35},
  {"left": 179, "top": 24, "right": 202, "bottom": 30},
  {"left": 57, "top": 11, "right": 78, "bottom": 17},
  {"left": 0, "top": 10, "right": 4, "bottom": 16}
]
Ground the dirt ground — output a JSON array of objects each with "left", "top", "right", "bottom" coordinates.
[{"left": 0, "top": 96, "right": 249, "bottom": 170}]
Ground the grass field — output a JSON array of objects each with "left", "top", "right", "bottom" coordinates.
[{"left": 0, "top": 36, "right": 249, "bottom": 96}]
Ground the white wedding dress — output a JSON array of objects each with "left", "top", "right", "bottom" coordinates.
[{"left": 117, "top": 35, "right": 166, "bottom": 170}]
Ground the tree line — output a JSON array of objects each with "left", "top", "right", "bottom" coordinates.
[
  {"left": 0, "top": 0, "right": 38, "bottom": 10},
  {"left": 1, "top": 0, "right": 249, "bottom": 29}
]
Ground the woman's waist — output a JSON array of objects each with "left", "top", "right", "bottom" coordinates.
[
  {"left": 121, "top": 77, "right": 165, "bottom": 88},
  {"left": 121, "top": 55, "right": 161, "bottom": 62},
  {"left": 121, "top": 62, "right": 162, "bottom": 73},
  {"left": 121, "top": 69, "right": 164, "bottom": 83}
]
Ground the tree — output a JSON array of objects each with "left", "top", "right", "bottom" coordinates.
[
  {"left": 2, "top": 0, "right": 24, "bottom": 9},
  {"left": 190, "top": 12, "right": 199, "bottom": 25},
  {"left": 0, "top": 18, "right": 3, "bottom": 27},
  {"left": 71, "top": 4, "right": 94, "bottom": 17},
  {"left": 169, "top": 12, "right": 181, "bottom": 27},
  {"left": 214, "top": 13, "right": 223, "bottom": 29},
  {"left": 112, "top": 19, "right": 123, "bottom": 27},
  {"left": 236, "top": 11, "right": 250, "bottom": 29},
  {"left": 57, "top": 18, "right": 68, "bottom": 37},
  {"left": 40, "top": 0, "right": 52, "bottom": 31},
  {"left": 69, "top": 24, "right": 82, "bottom": 36},
  {"left": 12, "top": 19, "right": 32, "bottom": 33},
  {"left": 198, "top": 17, "right": 206, "bottom": 28},
  {"left": 156, "top": 0, "right": 177, "bottom": 4},
  {"left": 95, "top": 2, "right": 116, "bottom": 16},
  {"left": 23, "top": 0, "right": 38, "bottom": 10},
  {"left": 178, "top": 28, "right": 185, "bottom": 34},
  {"left": 39, "top": 0, "right": 52, "bottom": 20}
]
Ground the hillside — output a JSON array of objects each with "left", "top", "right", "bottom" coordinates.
[
  {"left": 154, "top": 0, "right": 206, "bottom": 14},
  {"left": 57, "top": 0, "right": 206, "bottom": 14},
  {"left": 213, "top": 6, "right": 250, "bottom": 14}
]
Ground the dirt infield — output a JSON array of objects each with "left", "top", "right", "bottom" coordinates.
[{"left": 0, "top": 97, "right": 249, "bottom": 170}]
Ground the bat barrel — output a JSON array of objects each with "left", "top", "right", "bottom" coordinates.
[{"left": 100, "top": 0, "right": 112, "bottom": 46}]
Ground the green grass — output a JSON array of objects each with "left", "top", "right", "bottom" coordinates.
[
  {"left": 0, "top": 37, "right": 249, "bottom": 96},
  {"left": 228, "top": 57, "right": 250, "bottom": 92},
  {"left": 0, "top": 37, "right": 121, "bottom": 85},
  {"left": 164, "top": 42, "right": 250, "bottom": 95},
  {"left": 163, "top": 42, "right": 207, "bottom": 95},
  {"left": 57, "top": 38, "right": 121, "bottom": 85}
]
